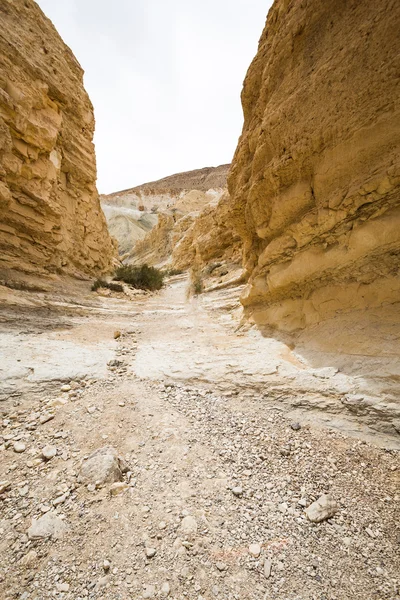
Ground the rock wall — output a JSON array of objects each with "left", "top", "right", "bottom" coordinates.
[
  {"left": 120, "top": 166, "right": 230, "bottom": 265},
  {"left": 0, "top": 0, "right": 116, "bottom": 278},
  {"left": 228, "top": 0, "right": 400, "bottom": 333},
  {"left": 172, "top": 192, "right": 242, "bottom": 274}
]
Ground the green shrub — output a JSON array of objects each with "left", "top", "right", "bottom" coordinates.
[
  {"left": 114, "top": 264, "right": 164, "bottom": 291},
  {"left": 193, "top": 276, "right": 203, "bottom": 295},
  {"left": 91, "top": 279, "right": 124, "bottom": 293},
  {"left": 162, "top": 268, "right": 184, "bottom": 277},
  {"left": 91, "top": 278, "right": 108, "bottom": 291},
  {"left": 107, "top": 282, "right": 124, "bottom": 292}
]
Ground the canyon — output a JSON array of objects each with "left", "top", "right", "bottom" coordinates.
[{"left": 0, "top": 0, "right": 399, "bottom": 599}]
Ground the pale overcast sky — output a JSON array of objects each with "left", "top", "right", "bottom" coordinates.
[{"left": 36, "top": 1, "right": 272, "bottom": 193}]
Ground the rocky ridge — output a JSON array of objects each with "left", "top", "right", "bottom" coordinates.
[
  {"left": 0, "top": 0, "right": 116, "bottom": 279},
  {"left": 100, "top": 165, "right": 229, "bottom": 259}
]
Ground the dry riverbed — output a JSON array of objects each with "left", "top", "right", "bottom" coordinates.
[{"left": 0, "top": 277, "right": 399, "bottom": 600}]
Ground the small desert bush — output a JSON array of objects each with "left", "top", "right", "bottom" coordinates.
[
  {"left": 193, "top": 277, "right": 203, "bottom": 295},
  {"left": 162, "top": 268, "right": 184, "bottom": 277},
  {"left": 91, "top": 279, "right": 123, "bottom": 292},
  {"left": 114, "top": 264, "right": 164, "bottom": 291}
]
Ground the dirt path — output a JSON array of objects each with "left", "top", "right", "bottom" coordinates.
[{"left": 0, "top": 279, "right": 399, "bottom": 599}]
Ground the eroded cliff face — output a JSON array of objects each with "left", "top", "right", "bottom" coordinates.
[
  {"left": 172, "top": 192, "right": 242, "bottom": 280},
  {"left": 0, "top": 0, "right": 116, "bottom": 278},
  {"left": 228, "top": 0, "right": 400, "bottom": 333},
  {"left": 121, "top": 166, "right": 230, "bottom": 266}
]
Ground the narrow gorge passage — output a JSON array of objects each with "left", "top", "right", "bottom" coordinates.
[{"left": 1, "top": 278, "right": 399, "bottom": 600}]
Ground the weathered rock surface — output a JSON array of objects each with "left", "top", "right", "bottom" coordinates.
[
  {"left": 0, "top": 0, "right": 116, "bottom": 278},
  {"left": 78, "top": 447, "right": 125, "bottom": 485},
  {"left": 27, "top": 512, "right": 67, "bottom": 540},
  {"left": 228, "top": 0, "right": 400, "bottom": 333},
  {"left": 101, "top": 165, "right": 229, "bottom": 258},
  {"left": 172, "top": 192, "right": 242, "bottom": 274},
  {"left": 305, "top": 494, "right": 339, "bottom": 523}
]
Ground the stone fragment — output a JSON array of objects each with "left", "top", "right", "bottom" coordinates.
[
  {"left": 232, "top": 486, "right": 243, "bottom": 497},
  {"left": 180, "top": 515, "right": 198, "bottom": 537},
  {"left": 290, "top": 422, "right": 301, "bottom": 431},
  {"left": 103, "top": 559, "right": 111, "bottom": 571},
  {"left": 109, "top": 482, "right": 128, "bottom": 496},
  {"left": 78, "top": 447, "right": 125, "bottom": 485},
  {"left": 305, "top": 494, "right": 338, "bottom": 523},
  {"left": 145, "top": 547, "right": 156, "bottom": 558},
  {"left": 42, "top": 445, "right": 57, "bottom": 460},
  {"left": 143, "top": 584, "right": 155, "bottom": 598},
  {"left": 61, "top": 384, "right": 71, "bottom": 392},
  {"left": 13, "top": 441, "right": 26, "bottom": 453},
  {"left": 39, "top": 413, "right": 54, "bottom": 425},
  {"left": 19, "top": 550, "right": 38, "bottom": 566},
  {"left": 0, "top": 481, "right": 11, "bottom": 494},
  {"left": 249, "top": 543, "right": 261, "bottom": 557},
  {"left": 264, "top": 558, "right": 272, "bottom": 578},
  {"left": 114, "top": 330, "right": 121, "bottom": 339},
  {"left": 56, "top": 583, "right": 70, "bottom": 592},
  {"left": 160, "top": 582, "right": 170, "bottom": 597},
  {"left": 28, "top": 512, "right": 67, "bottom": 540}
]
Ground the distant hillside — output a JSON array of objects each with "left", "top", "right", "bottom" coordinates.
[{"left": 100, "top": 165, "right": 229, "bottom": 256}]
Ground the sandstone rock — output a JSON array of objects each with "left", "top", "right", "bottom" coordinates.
[
  {"left": 78, "top": 447, "right": 126, "bottom": 485},
  {"left": 305, "top": 494, "right": 338, "bottom": 523},
  {"left": 27, "top": 512, "right": 67, "bottom": 540},
  {"left": 19, "top": 550, "right": 38, "bottom": 567},
  {"left": 109, "top": 482, "right": 128, "bottom": 496},
  {"left": 227, "top": 0, "right": 400, "bottom": 337},
  {"left": 0, "top": 0, "right": 116, "bottom": 278},
  {"left": 0, "top": 481, "right": 11, "bottom": 494}
]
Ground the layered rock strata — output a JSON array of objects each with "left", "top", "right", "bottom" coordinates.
[
  {"left": 172, "top": 192, "right": 242, "bottom": 278},
  {"left": 228, "top": 0, "right": 400, "bottom": 333},
  {"left": 117, "top": 166, "right": 230, "bottom": 265},
  {"left": 0, "top": 0, "right": 116, "bottom": 278}
]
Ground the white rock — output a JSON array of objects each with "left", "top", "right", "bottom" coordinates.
[
  {"left": 28, "top": 512, "right": 67, "bottom": 540},
  {"left": 264, "top": 558, "right": 272, "bottom": 578},
  {"left": 42, "top": 445, "right": 57, "bottom": 461},
  {"left": 305, "top": 494, "right": 338, "bottom": 523},
  {"left": 143, "top": 584, "right": 156, "bottom": 598},
  {"left": 56, "top": 583, "right": 70, "bottom": 592},
  {"left": 160, "top": 582, "right": 170, "bottom": 597},
  {"left": 13, "top": 442, "right": 26, "bottom": 453},
  {"left": 145, "top": 547, "right": 156, "bottom": 558},
  {"left": 232, "top": 486, "right": 243, "bottom": 497},
  {"left": 61, "top": 384, "right": 71, "bottom": 392},
  {"left": 180, "top": 515, "right": 198, "bottom": 537},
  {"left": 249, "top": 543, "right": 261, "bottom": 557}
]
